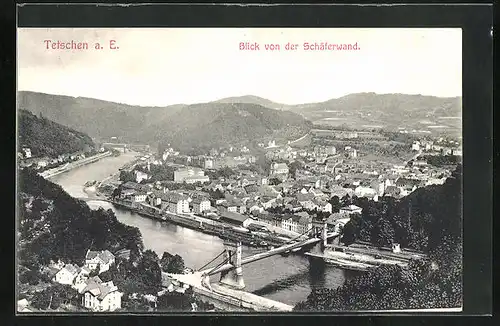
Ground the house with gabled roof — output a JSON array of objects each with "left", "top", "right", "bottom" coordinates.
[
  {"left": 219, "top": 211, "right": 253, "bottom": 228},
  {"left": 395, "top": 177, "right": 425, "bottom": 195},
  {"left": 309, "top": 187, "right": 328, "bottom": 199},
  {"left": 54, "top": 263, "right": 80, "bottom": 285},
  {"left": 82, "top": 276, "right": 123, "bottom": 312},
  {"left": 85, "top": 249, "right": 115, "bottom": 274},
  {"left": 160, "top": 191, "right": 190, "bottom": 214},
  {"left": 260, "top": 196, "right": 278, "bottom": 209},
  {"left": 281, "top": 212, "right": 313, "bottom": 234},
  {"left": 190, "top": 197, "right": 211, "bottom": 214},
  {"left": 313, "top": 198, "right": 332, "bottom": 213},
  {"left": 73, "top": 266, "right": 92, "bottom": 292},
  {"left": 284, "top": 198, "right": 303, "bottom": 212}
]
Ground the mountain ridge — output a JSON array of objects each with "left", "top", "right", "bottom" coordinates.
[
  {"left": 18, "top": 91, "right": 462, "bottom": 148},
  {"left": 17, "top": 91, "right": 312, "bottom": 151}
]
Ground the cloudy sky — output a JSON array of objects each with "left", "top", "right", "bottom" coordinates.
[{"left": 17, "top": 28, "right": 462, "bottom": 106}]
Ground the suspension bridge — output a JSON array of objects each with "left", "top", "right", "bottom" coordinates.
[{"left": 163, "top": 220, "right": 339, "bottom": 311}]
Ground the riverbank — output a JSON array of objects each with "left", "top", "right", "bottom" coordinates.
[
  {"left": 305, "top": 243, "right": 427, "bottom": 271},
  {"left": 107, "top": 198, "right": 291, "bottom": 250},
  {"left": 39, "top": 151, "right": 112, "bottom": 179}
]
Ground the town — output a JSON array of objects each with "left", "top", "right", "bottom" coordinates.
[
  {"left": 18, "top": 125, "right": 463, "bottom": 312},
  {"left": 104, "top": 130, "right": 461, "bottom": 243}
]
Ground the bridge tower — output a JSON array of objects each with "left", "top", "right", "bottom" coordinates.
[
  {"left": 311, "top": 218, "right": 328, "bottom": 253},
  {"left": 219, "top": 241, "right": 245, "bottom": 289}
]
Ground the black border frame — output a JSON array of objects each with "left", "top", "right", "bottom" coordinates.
[{"left": 4, "top": 1, "right": 494, "bottom": 324}]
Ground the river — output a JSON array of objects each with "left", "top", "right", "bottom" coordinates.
[{"left": 50, "top": 152, "right": 353, "bottom": 306}]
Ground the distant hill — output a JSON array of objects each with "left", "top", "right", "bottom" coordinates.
[
  {"left": 156, "top": 102, "right": 312, "bottom": 152},
  {"left": 18, "top": 109, "right": 95, "bottom": 158},
  {"left": 18, "top": 91, "right": 312, "bottom": 151},
  {"left": 215, "top": 95, "right": 293, "bottom": 111},
  {"left": 17, "top": 91, "right": 186, "bottom": 145},
  {"left": 288, "top": 93, "right": 462, "bottom": 135},
  {"left": 214, "top": 93, "right": 462, "bottom": 135},
  {"left": 18, "top": 91, "right": 462, "bottom": 151}
]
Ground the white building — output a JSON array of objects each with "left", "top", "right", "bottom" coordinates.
[
  {"left": 17, "top": 299, "right": 32, "bottom": 312},
  {"left": 354, "top": 186, "right": 378, "bottom": 198},
  {"left": 174, "top": 167, "right": 207, "bottom": 183},
  {"left": 135, "top": 170, "right": 149, "bottom": 183},
  {"left": 133, "top": 192, "right": 147, "bottom": 203},
  {"left": 339, "top": 205, "right": 363, "bottom": 215},
  {"left": 82, "top": 276, "right": 122, "bottom": 312},
  {"left": 161, "top": 192, "right": 190, "bottom": 214},
  {"left": 270, "top": 163, "right": 289, "bottom": 177},
  {"left": 85, "top": 250, "right": 115, "bottom": 274},
  {"left": 281, "top": 213, "right": 312, "bottom": 234},
  {"left": 344, "top": 147, "right": 357, "bottom": 158},
  {"left": 22, "top": 148, "right": 32, "bottom": 159},
  {"left": 315, "top": 200, "right": 332, "bottom": 213},
  {"left": 37, "top": 160, "right": 48, "bottom": 169},
  {"left": 184, "top": 175, "right": 210, "bottom": 184},
  {"left": 204, "top": 158, "right": 214, "bottom": 169},
  {"left": 191, "top": 197, "right": 211, "bottom": 214},
  {"left": 54, "top": 264, "right": 80, "bottom": 285}
]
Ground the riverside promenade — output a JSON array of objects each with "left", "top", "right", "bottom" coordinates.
[{"left": 39, "top": 151, "right": 112, "bottom": 179}]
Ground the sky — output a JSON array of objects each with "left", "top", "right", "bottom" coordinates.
[{"left": 17, "top": 28, "right": 462, "bottom": 106}]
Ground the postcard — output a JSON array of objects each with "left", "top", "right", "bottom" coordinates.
[{"left": 16, "top": 27, "right": 463, "bottom": 314}]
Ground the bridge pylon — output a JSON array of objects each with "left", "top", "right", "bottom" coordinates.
[
  {"left": 311, "top": 219, "right": 328, "bottom": 253},
  {"left": 220, "top": 241, "right": 245, "bottom": 289}
]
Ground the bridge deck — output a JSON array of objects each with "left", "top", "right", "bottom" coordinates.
[
  {"left": 202, "top": 232, "right": 338, "bottom": 275},
  {"left": 163, "top": 272, "right": 293, "bottom": 311},
  {"left": 162, "top": 232, "right": 338, "bottom": 312}
]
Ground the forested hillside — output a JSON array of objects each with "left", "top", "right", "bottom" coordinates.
[
  {"left": 18, "top": 109, "right": 95, "bottom": 157},
  {"left": 156, "top": 102, "right": 312, "bottom": 152},
  {"left": 17, "top": 168, "right": 144, "bottom": 281}
]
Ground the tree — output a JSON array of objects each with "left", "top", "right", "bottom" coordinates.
[
  {"left": 119, "top": 170, "right": 136, "bottom": 182},
  {"left": 340, "top": 214, "right": 361, "bottom": 245},
  {"left": 137, "top": 250, "right": 162, "bottom": 291},
  {"left": 288, "top": 160, "right": 303, "bottom": 178},
  {"left": 122, "top": 295, "right": 153, "bottom": 312},
  {"left": 208, "top": 189, "right": 224, "bottom": 200},
  {"left": 30, "top": 284, "right": 78, "bottom": 310},
  {"left": 328, "top": 195, "right": 341, "bottom": 213},
  {"left": 160, "top": 251, "right": 185, "bottom": 274},
  {"left": 340, "top": 194, "right": 352, "bottom": 206},
  {"left": 19, "top": 268, "right": 41, "bottom": 286},
  {"left": 111, "top": 187, "right": 121, "bottom": 199},
  {"left": 372, "top": 218, "right": 395, "bottom": 247}
]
